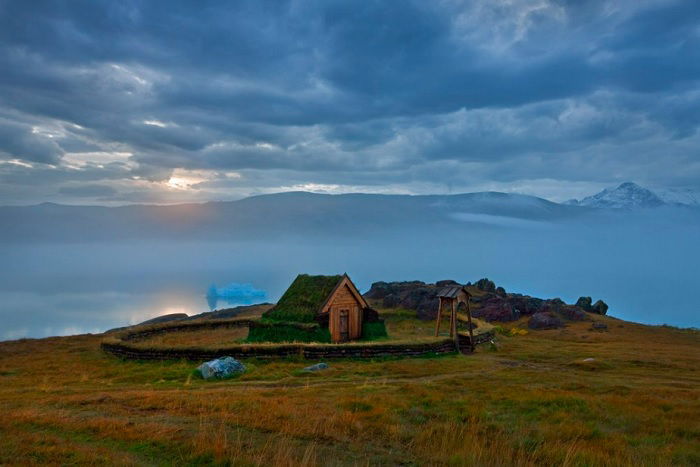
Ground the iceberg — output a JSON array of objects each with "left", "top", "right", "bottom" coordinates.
[{"left": 206, "top": 282, "right": 267, "bottom": 310}]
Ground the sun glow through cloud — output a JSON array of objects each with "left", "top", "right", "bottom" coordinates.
[{"left": 165, "top": 168, "right": 241, "bottom": 190}]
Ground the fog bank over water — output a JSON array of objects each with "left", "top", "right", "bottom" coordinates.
[{"left": 1, "top": 193, "right": 699, "bottom": 339}]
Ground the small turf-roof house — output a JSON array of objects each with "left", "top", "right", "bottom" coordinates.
[{"left": 263, "top": 273, "right": 381, "bottom": 342}]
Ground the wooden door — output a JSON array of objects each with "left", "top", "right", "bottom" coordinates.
[{"left": 339, "top": 309, "right": 349, "bottom": 342}]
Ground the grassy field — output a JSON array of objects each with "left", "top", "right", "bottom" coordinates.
[
  {"left": 131, "top": 327, "right": 251, "bottom": 347},
  {"left": 0, "top": 310, "right": 698, "bottom": 466}
]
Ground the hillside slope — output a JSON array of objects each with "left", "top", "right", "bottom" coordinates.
[{"left": 0, "top": 314, "right": 698, "bottom": 465}]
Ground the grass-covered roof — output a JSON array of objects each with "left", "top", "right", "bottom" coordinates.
[{"left": 264, "top": 274, "right": 344, "bottom": 323}]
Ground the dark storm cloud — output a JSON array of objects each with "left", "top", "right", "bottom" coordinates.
[
  {"left": 0, "top": 119, "right": 63, "bottom": 164},
  {"left": 0, "top": 0, "right": 699, "bottom": 204}
]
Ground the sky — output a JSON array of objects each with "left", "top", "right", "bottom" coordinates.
[{"left": 0, "top": 0, "right": 699, "bottom": 205}]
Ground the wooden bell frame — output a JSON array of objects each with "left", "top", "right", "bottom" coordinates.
[{"left": 434, "top": 286, "right": 475, "bottom": 351}]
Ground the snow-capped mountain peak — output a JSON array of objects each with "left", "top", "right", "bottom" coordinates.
[{"left": 567, "top": 182, "right": 666, "bottom": 209}]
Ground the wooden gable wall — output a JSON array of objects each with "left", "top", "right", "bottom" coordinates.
[{"left": 326, "top": 283, "right": 364, "bottom": 342}]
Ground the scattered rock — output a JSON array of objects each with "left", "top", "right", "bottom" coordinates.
[
  {"left": 528, "top": 312, "right": 564, "bottom": 330},
  {"left": 582, "top": 358, "right": 596, "bottom": 362},
  {"left": 303, "top": 362, "right": 329, "bottom": 372},
  {"left": 197, "top": 357, "right": 246, "bottom": 380},
  {"left": 576, "top": 296, "right": 593, "bottom": 312},
  {"left": 591, "top": 322, "right": 608, "bottom": 331},
  {"left": 591, "top": 300, "right": 609, "bottom": 315}
]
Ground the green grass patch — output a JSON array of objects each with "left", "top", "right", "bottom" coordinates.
[{"left": 360, "top": 321, "right": 388, "bottom": 341}]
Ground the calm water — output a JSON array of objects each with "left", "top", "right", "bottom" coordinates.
[{"left": 2, "top": 211, "right": 699, "bottom": 340}]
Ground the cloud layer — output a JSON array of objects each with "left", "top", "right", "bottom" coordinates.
[{"left": 0, "top": 0, "right": 699, "bottom": 204}]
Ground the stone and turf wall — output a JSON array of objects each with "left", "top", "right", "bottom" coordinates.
[{"left": 101, "top": 317, "right": 495, "bottom": 361}]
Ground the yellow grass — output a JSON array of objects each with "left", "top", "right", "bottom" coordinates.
[
  {"left": 135, "top": 326, "right": 250, "bottom": 347},
  {"left": 1, "top": 311, "right": 698, "bottom": 466}
]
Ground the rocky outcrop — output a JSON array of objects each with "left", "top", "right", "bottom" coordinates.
[
  {"left": 364, "top": 280, "right": 434, "bottom": 300},
  {"left": 508, "top": 294, "right": 546, "bottom": 314},
  {"left": 558, "top": 305, "right": 588, "bottom": 321},
  {"left": 475, "top": 278, "right": 497, "bottom": 293},
  {"left": 471, "top": 295, "right": 520, "bottom": 322},
  {"left": 576, "top": 296, "right": 593, "bottom": 311},
  {"left": 364, "top": 280, "right": 441, "bottom": 320},
  {"left": 591, "top": 300, "right": 609, "bottom": 315},
  {"left": 436, "top": 279, "right": 460, "bottom": 287},
  {"left": 528, "top": 312, "right": 564, "bottom": 330},
  {"left": 576, "top": 296, "right": 608, "bottom": 315},
  {"left": 365, "top": 278, "right": 504, "bottom": 320},
  {"left": 365, "top": 278, "right": 606, "bottom": 325},
  {"left": 362, "top": 281, "right": 395, "bottom": 300}
]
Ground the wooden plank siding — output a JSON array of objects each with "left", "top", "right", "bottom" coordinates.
[{"left": 324, "top": 283, "right": 364, "bottom": 342}]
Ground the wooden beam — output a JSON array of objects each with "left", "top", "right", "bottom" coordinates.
[
  {"left": 466, "top": 296, "right": 475, "bottom": 351},
  {"left": 451, "top": 299, "right": 459, "bottom": 352},
  {"left": 434, "top": 298, "right": 443, "bottom": 337}
]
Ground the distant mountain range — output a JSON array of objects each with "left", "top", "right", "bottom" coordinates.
[
  {"left": 0, "top": 191, "right": 580, "bottom": 243},
  {"left": 0, "top": 184, "right": 696, "bottom": 243},
  {"left": 566, "top": 182, "right": 700, "bottom": 209}
]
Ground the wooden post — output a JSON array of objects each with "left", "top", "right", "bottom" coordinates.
[
  {"left": 434, "top": 298, "right": 443, "bottom": 337},
  {"left": 449, "top": 299, "right": 455, "bottom": 338},
  {"left": 451, "top": 299, "right": 460, "bottom": 351},
  {"left": 466, "top": 295, "right": 475, "bottom": 351}
]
